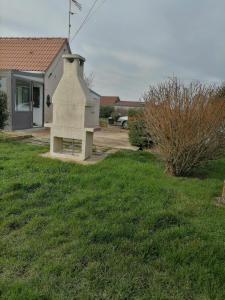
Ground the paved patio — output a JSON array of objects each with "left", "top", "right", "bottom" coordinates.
[{"left": 8, "top": 126, "right": 136, "bottom": 151}]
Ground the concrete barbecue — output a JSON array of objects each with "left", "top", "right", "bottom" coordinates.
[{"left": 46, "top": 54, "right": 100, "bottom": 161}]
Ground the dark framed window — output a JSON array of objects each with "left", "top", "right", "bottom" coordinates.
[
  {"left": 15, "top": 80, "right": 31, "bottom": 112},
  {"left": 0, "top": 77, "right": 7, "bottom": 93}
]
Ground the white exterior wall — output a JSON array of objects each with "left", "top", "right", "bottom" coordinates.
[
  {"left": 44, "top": 43, "right": 70, "bottom": 123},
  {"left": 114, "top": 105, "right": 144, "bottom": 116}
]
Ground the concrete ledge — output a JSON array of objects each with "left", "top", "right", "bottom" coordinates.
[
  {"left": 40, "top": 149, "right": 118, "bottom": 165},
  {"left": 85, "top": 127, "right": 101, "bottom": 133},
  {"left": 62, "top": 54, "right": 86, "bottom": 62},
  {"left": 215, "top": 197, "right": 225, "bottom": 208},
  {"left": 44, "top": 123, "right": 52, "bottom": 128}
]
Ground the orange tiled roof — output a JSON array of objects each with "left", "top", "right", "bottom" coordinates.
[{"left": 0, "top": 37, "right": 69, "bottom": 72}]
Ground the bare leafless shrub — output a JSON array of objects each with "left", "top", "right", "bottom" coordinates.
[
  {"left": 144, "top": 78, "right": 225, "bottom": 176},
  {"left": 84, "top": 72, "right": 94, "bottom": 89}
]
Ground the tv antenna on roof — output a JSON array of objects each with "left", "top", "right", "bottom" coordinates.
[{"left": 68, "top": 0, "right": 82, "bottom": 41}]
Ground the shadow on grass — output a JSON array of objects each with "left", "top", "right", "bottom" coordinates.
[
  {"left": 187, "top": 158, "right": 225, "bottom": 181},
  {"left": 151, "top": 213, "right": 185, "bottom": 233},
  {"left": 106, "top": 150, "right": 161, "bottom": 164},
  {"left": 105, "top": 150, "right": 225, "bottom": 182}
]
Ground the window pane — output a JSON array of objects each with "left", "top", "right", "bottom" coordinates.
[
  {"left": 0, "top": 77, "right": 7, "bottom": 93},
  {"left": 33, "top": 87, "right": 40, "bottom": 108},
  {"left": 15, "top": 80, "right": 31, "bottom": 112}
]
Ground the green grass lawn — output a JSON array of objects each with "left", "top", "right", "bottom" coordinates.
[{"left": 1, "top": 141, "right": 225, "bottom": 300}]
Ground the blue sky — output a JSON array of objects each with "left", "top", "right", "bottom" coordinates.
[{"left": 1, "top": 0, "right": 225, "bottom": 100}]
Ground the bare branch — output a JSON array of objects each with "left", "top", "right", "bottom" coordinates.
[
  {"left": 144, "top": 78, "right": 225, "bottom": 176},
  {"left": 84, "top": 72, "right": 94, "bottom": 89}
]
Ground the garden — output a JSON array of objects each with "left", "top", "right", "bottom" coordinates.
[{"left": 1, "top": 80, "right": 225, "bottom": 299}]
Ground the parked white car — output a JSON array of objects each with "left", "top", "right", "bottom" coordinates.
[{"left": 117, "top": 116, "right": 128, "bottom": 129}]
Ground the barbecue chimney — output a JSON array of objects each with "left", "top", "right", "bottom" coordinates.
[{"left": 47, "top": 54, "right": 99, "bottom": 161}]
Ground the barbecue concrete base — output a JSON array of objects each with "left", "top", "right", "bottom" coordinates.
[
  {"left": 40, "top": 149, "right": 117, "bottom": 165},
  {"left": 215, "top": 197, "right": 225, "bottom": 208}
]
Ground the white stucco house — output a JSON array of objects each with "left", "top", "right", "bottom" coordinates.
[{"left": 0, "top": 37, "right": 100, "bottom": 130}]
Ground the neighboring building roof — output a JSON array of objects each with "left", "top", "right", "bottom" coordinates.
[
  {"left": 0, "top": 37, "right": 70, "bottom": 72},
  {"left": 101, "top": 96, "right": 144, "bottom": 108},
  {"left": 115, "top": 101, "right": 144, "bottom": 108},
  {"left": 100, "top": 96, "right": 120, "bottom": 106}
]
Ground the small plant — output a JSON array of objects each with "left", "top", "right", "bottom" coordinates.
[
  {"left": 99, "top": 118, "right": 108, "bottom": 128},
  {"left": 144, "top": 78, "right": 225, "bottom": 176},
  {"left": 0, "top": 91, "right": 8, "bottom": 129},
  {"left": 111, "top": 111, "right": 121, "bottom": 123},
  {"left": 128, "top": 109, "right": 152, "bottom": 150},
  {"left": 128, "top": 108, "right": 140, "bottom": 118},
  {"left": 100, "top": 106, "right": 115, "bottom": 119}
]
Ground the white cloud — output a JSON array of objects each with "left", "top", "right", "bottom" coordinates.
[{"left": 1, "top": 0, "right": 225, "bottom": 99}]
